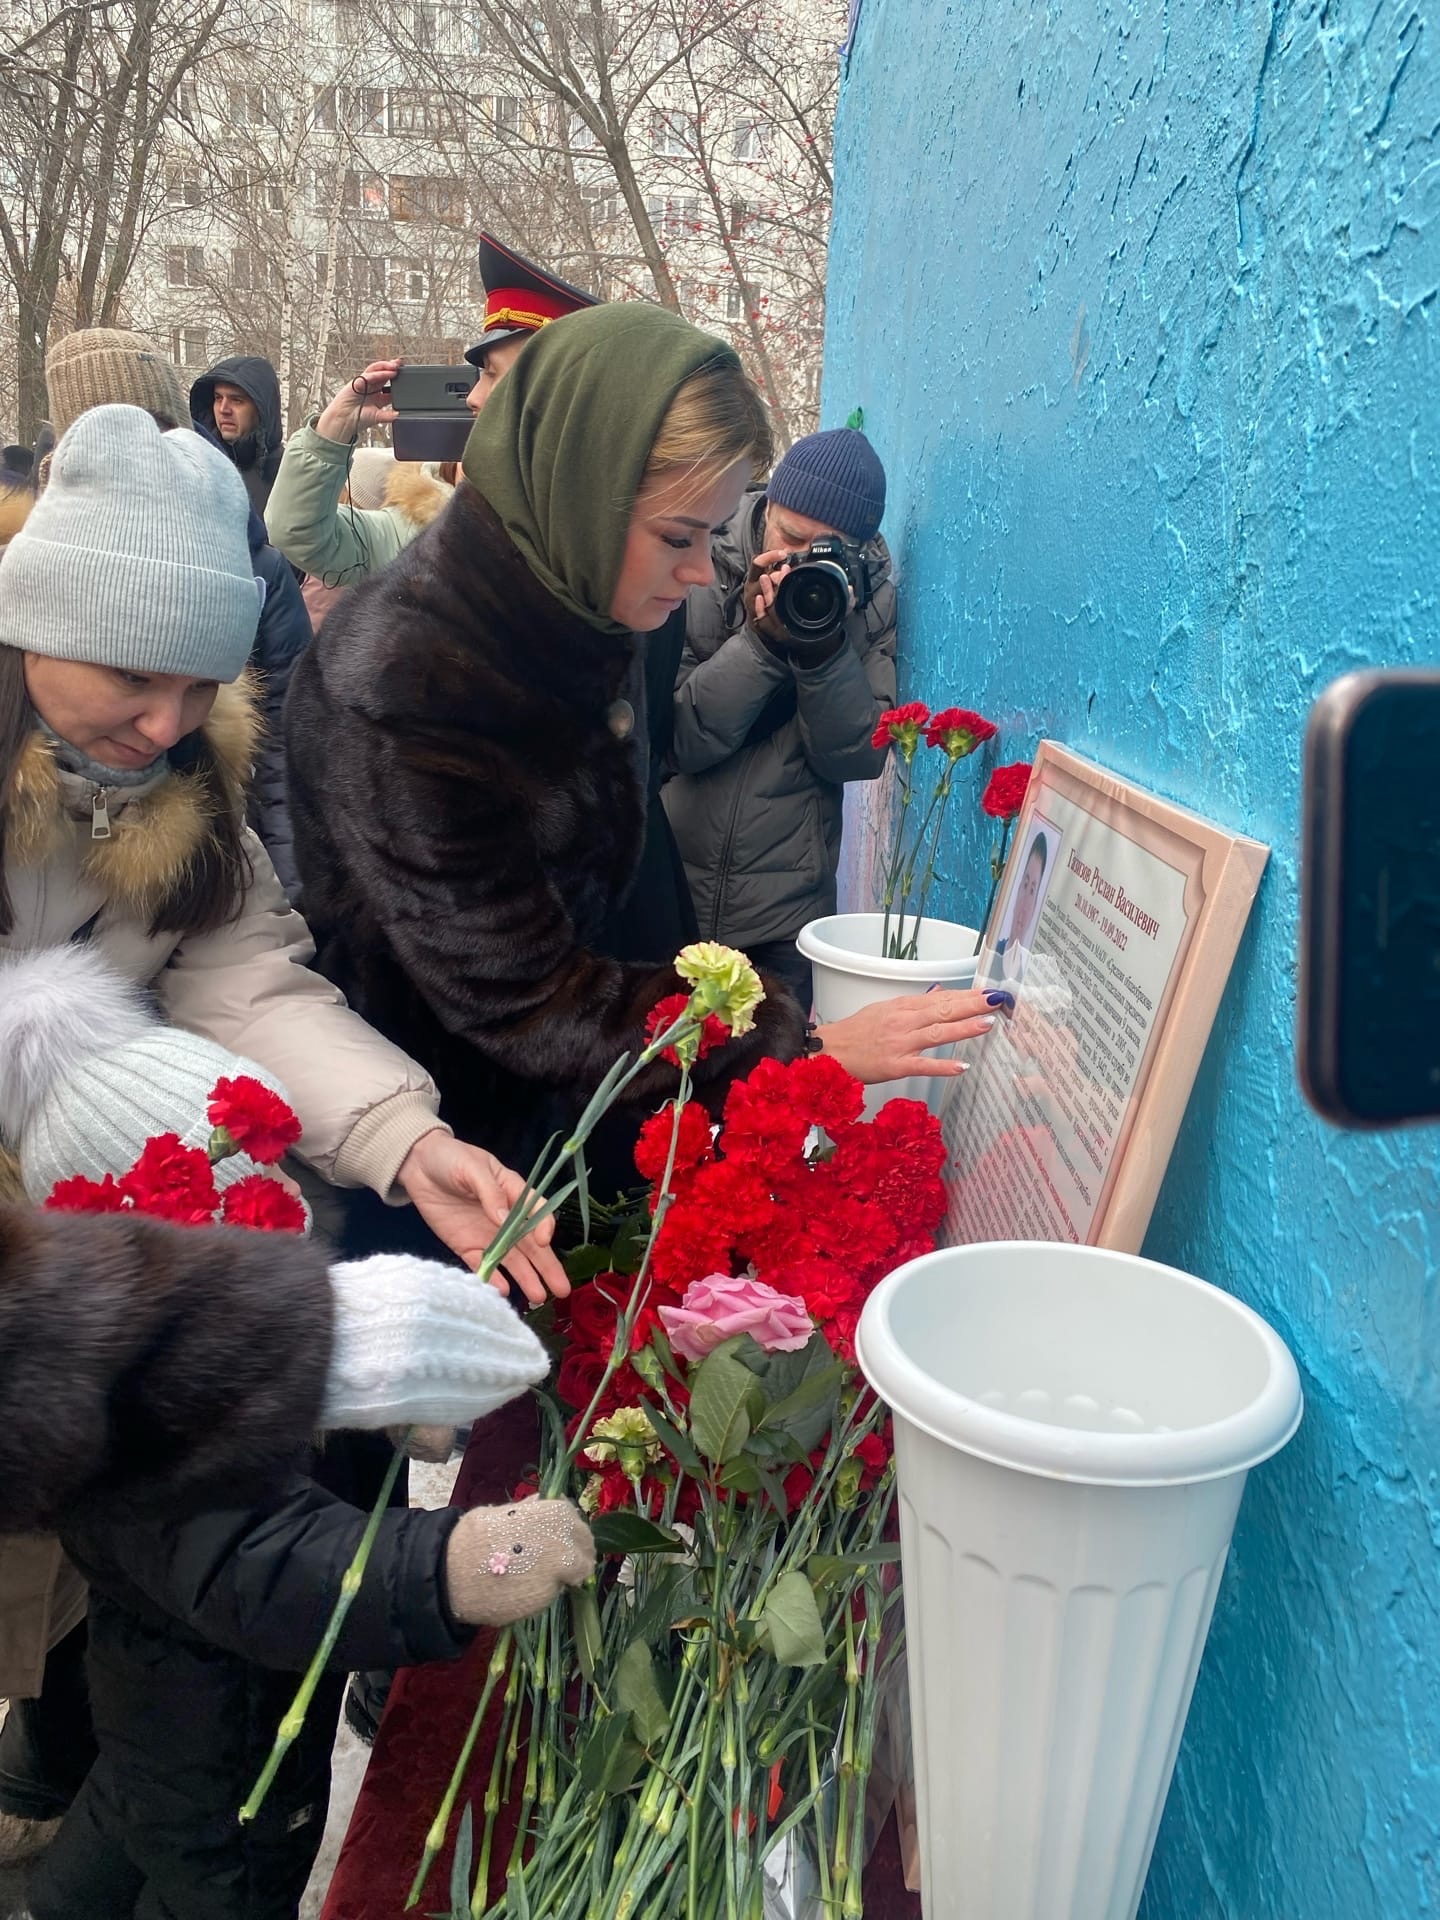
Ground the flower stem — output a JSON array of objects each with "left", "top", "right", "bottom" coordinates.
[
  {"left": 974, "top": 816, "right": 1016, "bottom": 955},
  {"left": 880, "top": 757, "right": 914, "bottom": 958},
  {"left": 406, "top": 1630, "right": 511, "bottom": 1908},
  {"left": 239, "top": 1440, "right": 405, "bottom": 1824}
]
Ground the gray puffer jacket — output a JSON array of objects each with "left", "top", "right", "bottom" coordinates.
[{"left": 663, "top": 488, "right": 897, "bottom": 951}]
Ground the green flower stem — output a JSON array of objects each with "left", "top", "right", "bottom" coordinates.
[
  {"left": 808, "top": 1724, "right": 834, "bottom": 1917},
  {"left": 406, "top": 1629, "right": 511, "bottom": 1908},
  {"left": 974, "top": 815, "right": 1016, "bottom": 955},
  {"left": 240, "top": 1440, "right": 405, "bottom": 1825},
  {"left": 892, "top": 760, "right": 952, "bottom": 958},
  {"left": 842, "top": 1570, "right": 887, "bottom": 1919},
  {"left": 902, "top": 767, "right": 959, "bottom": 959},
  {"left": 880, "top": 755, "right": 915, "bottom": 958}
]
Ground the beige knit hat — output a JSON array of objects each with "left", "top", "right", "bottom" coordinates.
[{"left": 46, "top": 328, "right": 189, "bottom": 436}]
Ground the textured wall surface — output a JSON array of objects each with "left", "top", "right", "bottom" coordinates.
[{"left": 825, "top": 4, "right": 1440, "bottom": 1914}]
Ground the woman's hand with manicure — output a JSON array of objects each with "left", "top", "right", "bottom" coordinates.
[{"left": 812, "top": 988, "right": 1002, "bottom": 1082}]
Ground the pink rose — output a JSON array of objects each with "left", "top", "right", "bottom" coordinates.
[{"left": 659, "top": 1273, "right": 815, "bottom": 1364}]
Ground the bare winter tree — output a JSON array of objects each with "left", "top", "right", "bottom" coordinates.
[{"left": 0, "top": 0, "right": 242, "bottom": 438}]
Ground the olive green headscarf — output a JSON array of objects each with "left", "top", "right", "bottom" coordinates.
[{"left": 461, "top": 303, "right": 741, "bottom": 634}]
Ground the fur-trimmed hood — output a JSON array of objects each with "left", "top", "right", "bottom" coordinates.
[
  {"left": 384, "top": 462, "right": 452, "bottom": 532},
  {"left": 5, "top": 675, "right": 260, "bottom": 923}
]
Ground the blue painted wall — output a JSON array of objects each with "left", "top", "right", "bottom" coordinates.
[{"left": 825, "top": 4, "right": 1440, "bottom": 1913}]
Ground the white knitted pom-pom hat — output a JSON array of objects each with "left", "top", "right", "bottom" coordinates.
[{"left": 0, "top": 944, "right": 297, "bottom": 1205}]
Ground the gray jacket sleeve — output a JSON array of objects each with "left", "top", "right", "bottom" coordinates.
[
  {"left": 792, "top": 590, "right": 898, "bottom": 784},
  {"left": 671, "top": 625, "right": 792, "bottom": 773}
]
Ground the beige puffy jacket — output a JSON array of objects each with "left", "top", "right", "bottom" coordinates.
[{"left": 0, "top": 677, "right": 449, "bottom": 1696}]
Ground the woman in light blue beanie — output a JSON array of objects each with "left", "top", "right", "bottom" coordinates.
[{"left": 0, "top": 404, "right": 572, "bottom": 1862}]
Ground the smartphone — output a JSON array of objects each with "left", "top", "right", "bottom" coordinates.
[
  {"left": 1299, "top": 668, "right": 1440, "bottom": 1127},
  {"left": 389, "top": 363, "right": 477, "bottom": 461}
]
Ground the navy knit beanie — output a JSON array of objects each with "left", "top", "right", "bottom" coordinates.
[{"left": 767, "top": 427, "right": 886, "bottom": 544}]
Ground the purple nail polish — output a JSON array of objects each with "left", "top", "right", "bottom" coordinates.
[{"left": 986, "top": 991, "right": 1014, "bottom": 1009}]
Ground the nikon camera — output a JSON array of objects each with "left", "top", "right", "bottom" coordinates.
[{"left": 772, "top": 536, "right": 876, "bottom": 648}]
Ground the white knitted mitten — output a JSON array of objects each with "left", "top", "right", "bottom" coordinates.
[
  {"left": 444, "top": 1498, "right": 595, "bottom": 1626},
  {"left": 321, "top": 1255, "right": 549, "bottom": 1431}
]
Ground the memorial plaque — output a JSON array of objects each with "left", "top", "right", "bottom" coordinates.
[{"left": 939, "top": 742, "right": 1269, "bottom": 1254}]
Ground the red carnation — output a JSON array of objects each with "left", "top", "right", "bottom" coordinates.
[
  {"left": 981, "top": 761, "right": 1032, "bottom": 821},
  {"left": 634, "top": 1100, "right": 714, "bottom": 1187},
  {"left": 120, "top": 1135, "right": 219, "bottom": 1226},
  {"left": 206, "top": 1076, "right": 302, "bottom": 1165},
  {"left": 220, "top": 1175, "right": 308, "bottom": 1234},
  {"left": 924, "top": 707, "right": 997, "bottom": 760},
  {"left": 644, "top": 993, "right": 730, "bottom": 1070},
  {"left": 43, "top": 1173, "right": 128, "bottom": 1216},
  {"left": 870, "top": 701, "right": 931, "bottom": 755}
]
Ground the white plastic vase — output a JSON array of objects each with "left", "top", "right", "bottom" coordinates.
[
  {"left": 796, "top": 911, "right": 979, "bottom": 1115},
  {"left": 856, "top": 1242, "right": 1303, "bottom": 1920}
]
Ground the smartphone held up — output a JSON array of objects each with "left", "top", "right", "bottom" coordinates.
[
  {"left": 388, "top": 363, "right": 477, "bottom": 461},
  {"left": 1299, "top": 669, "right": 1440, "bottom": 1129}
]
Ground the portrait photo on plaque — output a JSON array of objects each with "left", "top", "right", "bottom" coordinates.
[{"left": 940, "top": 742, "right": 1269, "bottom": 1255}]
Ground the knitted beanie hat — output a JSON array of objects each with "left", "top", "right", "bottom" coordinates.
[
  {"left": 0, "top": 945, "right": 295, "bottom": 1206},
  {"left": 767, "top": 427, "right": 887, "bottom": 544},
  {"left": 343, "top": 447, "right": 395, "bottom": 510},
  {"left": 0, "top": 404, "right": 261, "bottom": 681},
  {"left": 46, "top": 328, "right": 189, "bottom": 436}
]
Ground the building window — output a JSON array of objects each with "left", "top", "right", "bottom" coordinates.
[
  {"left": 725, "top": 280, "right": 763, "bottom": 322},
  {"left": 313, "top": 83, "right": 337, "bottom": 130},
  {"left": 569, "top": 110, "right": 597, "bottom": 150},
  {"left": 165, "top": 245, "right": 204, "bottom": 288},
  {"left": 333, "top": 0, "right": 365, "bottom": 45},
  {"left": 654, "top": 109, "right": 689, "bottom": 156},
  {"left": 232, "top": 248, "right": 282, "bottom": 293},
  {"left": 390, "top": 257, "right": 429, "bottom": 302},
  {"left": 346, "top": 87, "right": 386, "bottom": 134},
  {"left": 170, "top": 326, "right": 208, "bottom": 367},
  {"left": 390, "top": 174, "right": 465, "bottom": 223},
  {"left": 487, "top": 94, "right": 519, "bottom": 136},
  {"left": 413, "top": 2, "right": 436, "bottom": 47},
  {"left": 227, "top": 86, "right": 273, "bottom": 129},
  {"left": 733, "top": 119, "right": 765, "bottom": 161},
  {"left": 165, "top": 166, "right": 202, "bottom": 207},
  {"left": 729, "top": 195, "right": 749, "bottom": 238},
  {"left": 343, "top": 171, "right": 388, "bottom": 216},
  {"left": 390, "top": 88, "right": 459, "bottom": 138}
]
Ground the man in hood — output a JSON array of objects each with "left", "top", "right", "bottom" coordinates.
[{"left": 190, "top": 353, "right": 284, "bottom": 514}]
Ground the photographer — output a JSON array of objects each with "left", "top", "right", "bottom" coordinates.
[{"left": 665, "top": 428, "right": 896, "bottom": 1006}]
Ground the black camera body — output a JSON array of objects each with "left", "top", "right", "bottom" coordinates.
[{"left": 773, "top": 535, "right": 876, "bottom": 647}]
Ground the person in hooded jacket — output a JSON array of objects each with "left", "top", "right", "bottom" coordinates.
[
  {"left": 0, "top": 951, "right": 589, "bottom": 1919},
  {"left": 664, "top": 429, "right": 897, "bottom": 1010},
  {"left": 43, "top": 329, "right": 311, "bottom": 894},
  {"left": 189, "top": 353, "right": 285, "bottom": 516}
]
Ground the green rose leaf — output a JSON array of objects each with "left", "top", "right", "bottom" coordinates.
[
  {"left": 718, "top": 1458, "right": 762, "bottom": 1494},
  {"left": 758, "top": 1362, "right": 847, "bottom": 1449},
  {"left": 589, "top": 1513, "right": 689, "bottom": 1556},
  {"left": 757, "top": 1569, "right": 828, "bottom": 1668},
  {"left": 689, "top": 1345, "right": 766, "bottom": 1463},
  {"left": 579, "top": 1713, "right": 646, "bottom": 1796},
  {"left": 807, "top": 1545, "right": 902, "bottom": 1589},
  {"left": 614, "top": 1638, "right": 671, "bottom": 1746}
]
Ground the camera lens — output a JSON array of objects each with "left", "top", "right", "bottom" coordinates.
[{"left": 775, "top": 561, "right": 849, "bottom": 642}]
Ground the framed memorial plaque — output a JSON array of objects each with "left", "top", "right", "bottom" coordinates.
[{"left": 938, "top": 742, "right": 1269, "bottom": 1254}]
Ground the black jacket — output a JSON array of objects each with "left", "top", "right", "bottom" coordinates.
[
  {"left": 0, "top": 1210, "right": 470, "bottom": 1920},
  {"left": 191, "top": 355, "right": 285, "bottom": 516},
  {"left": 245, "top": 505, "right": 312, "bottom": 896},
  {"left": 286, "top": 483, "right": 804, "bottom": 1171}
]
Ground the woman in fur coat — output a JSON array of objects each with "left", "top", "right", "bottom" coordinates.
[
  {"left": 287, "top": 303, "right": 808, "bottom": 1183},
  {"left": 0, "top": 403, "right": 565, "bottom": 1854}
]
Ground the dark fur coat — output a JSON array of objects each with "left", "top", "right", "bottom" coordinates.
[
  {"left": 286, "top": 483, "right": 803, "bottom": 1168},
  {"left": 0, "top": 1208, "right": 333, "bottom": 1533}
]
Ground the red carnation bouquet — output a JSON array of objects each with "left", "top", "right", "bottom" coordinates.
[
  {"left": 421, "top": 1046, "right": 945, "bottom": 1919},
  {"left": 44, "top": 1075, "right": 307, "bottom": 1235},
  {"left": 871, "top": 701, "right": 999, "bottom": 958}
]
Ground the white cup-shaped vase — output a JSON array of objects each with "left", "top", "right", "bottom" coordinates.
[
  {"left": 796, "top": 911, "right": 979, "bottom": 1114},
  {"left": 856, "top": 1242, "right": 1303, "bottom": 1920}
]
